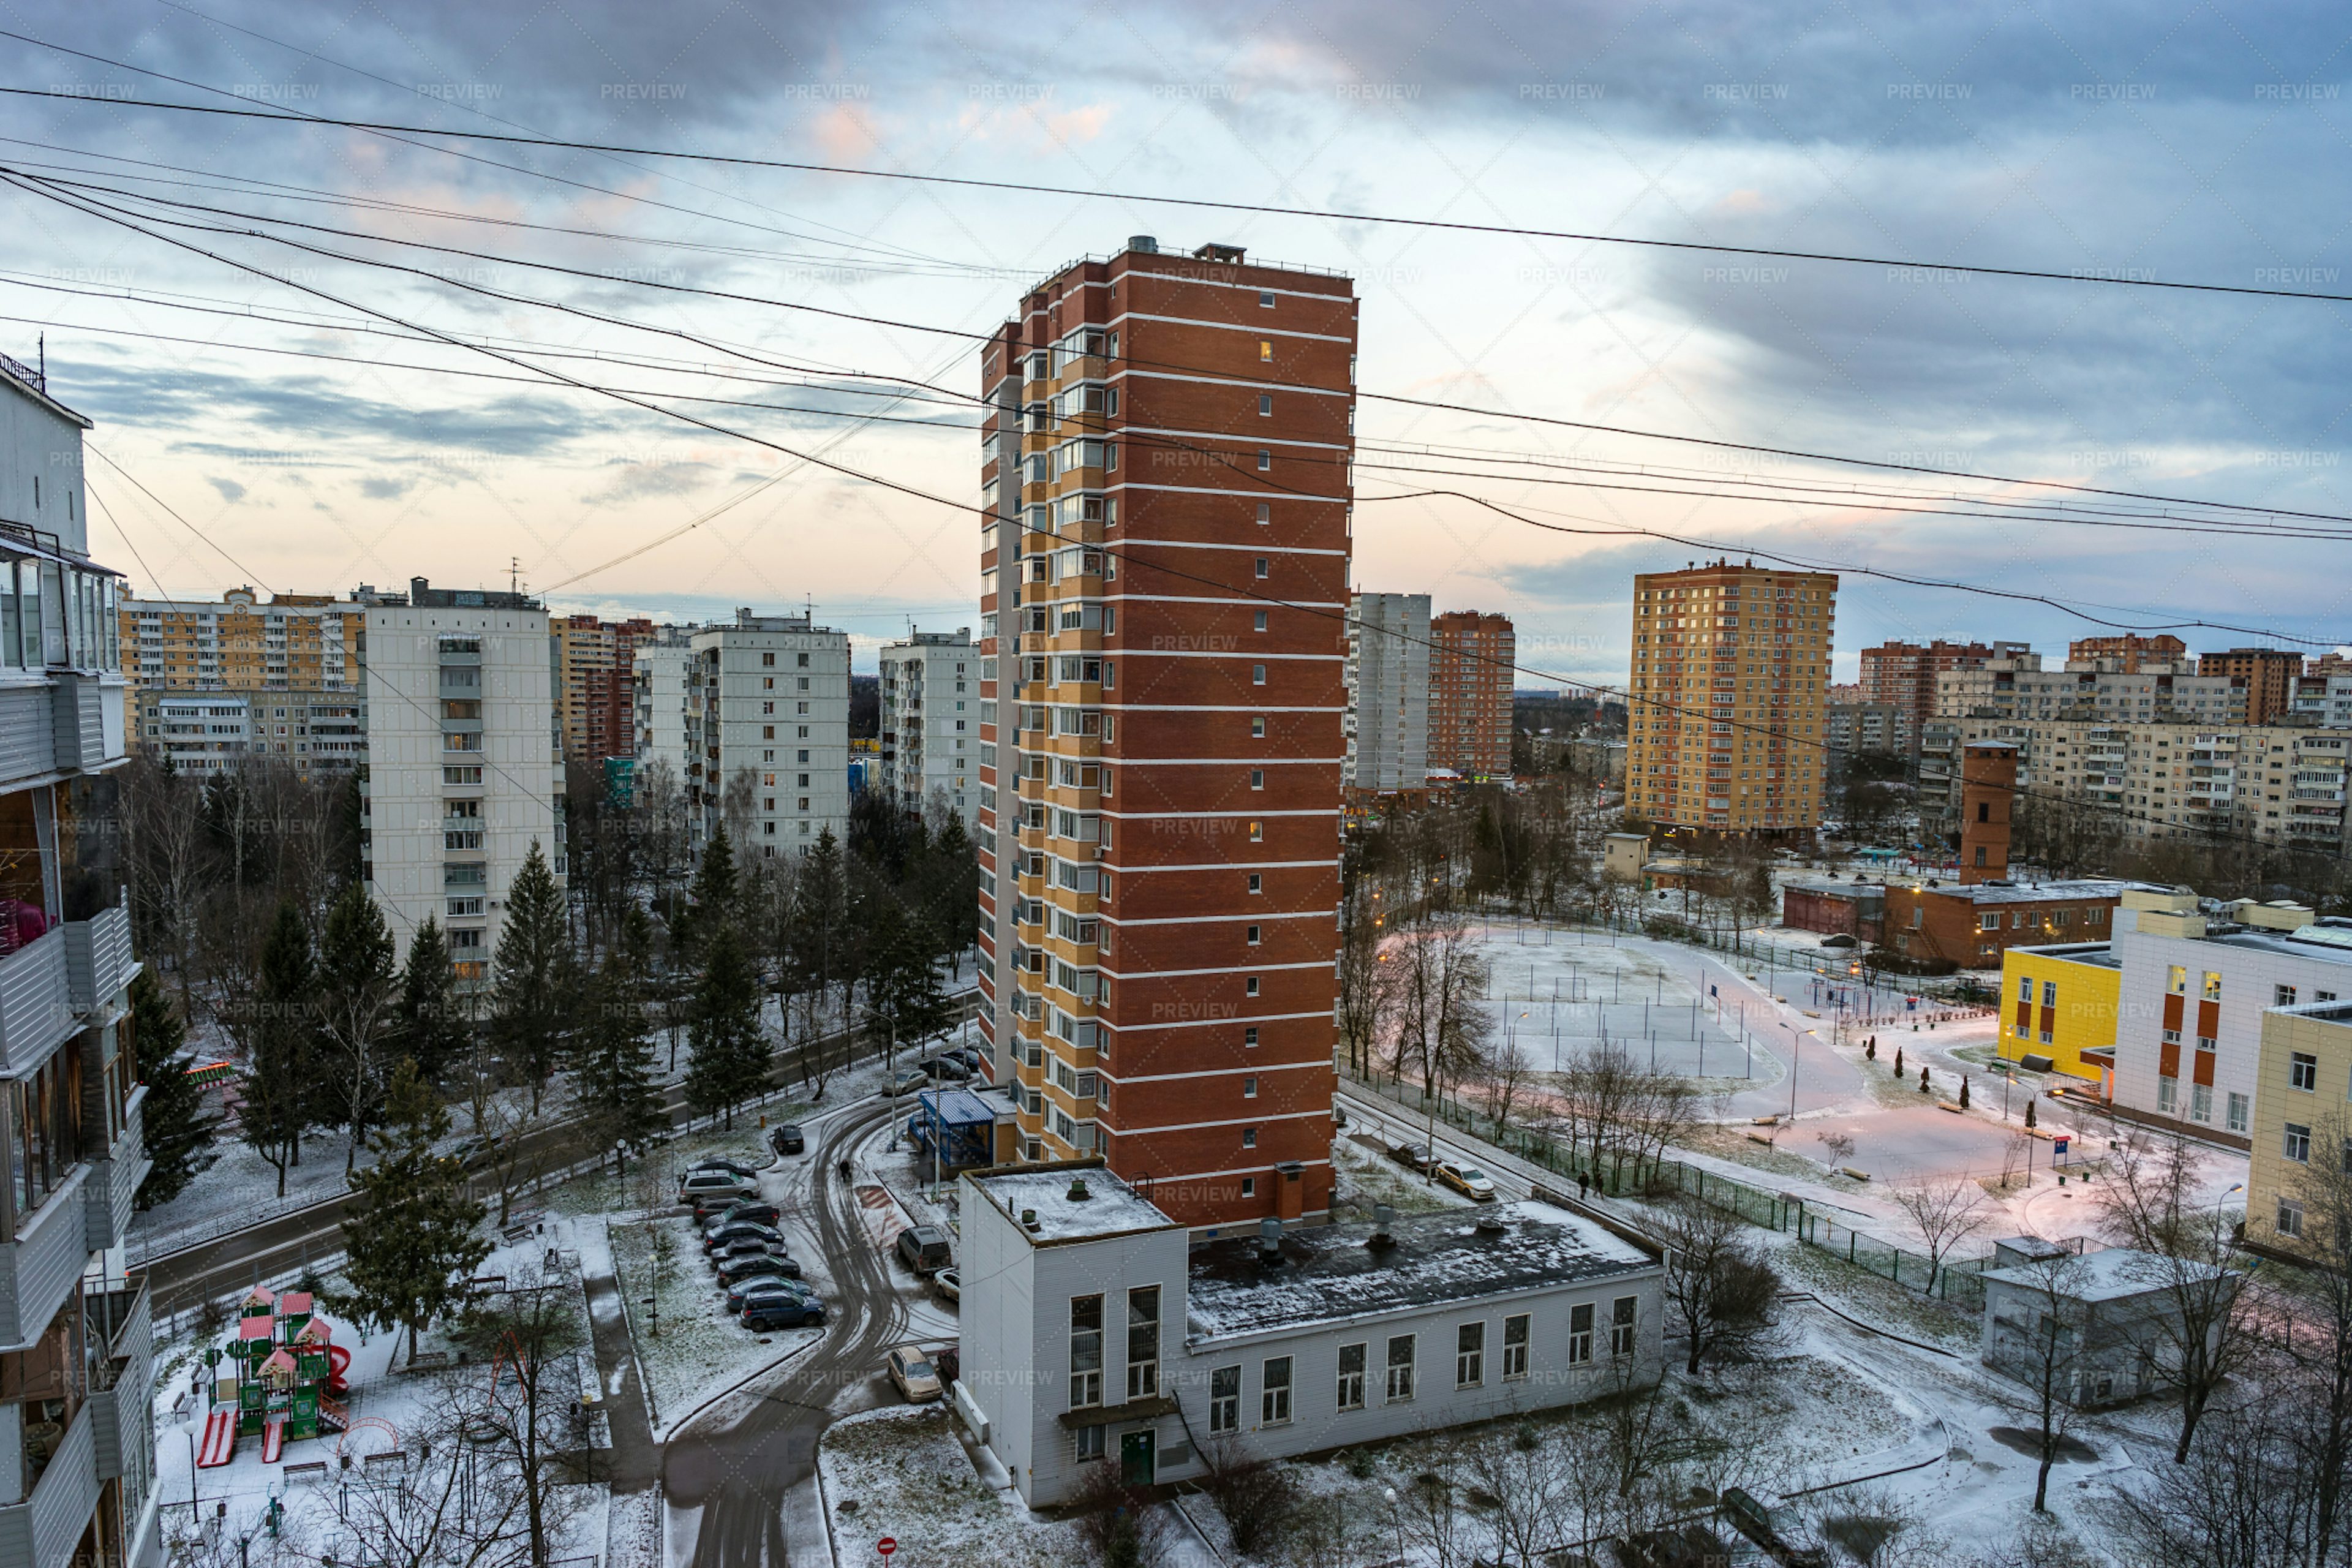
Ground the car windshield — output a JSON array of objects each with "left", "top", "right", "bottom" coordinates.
[
  {"left": 905, "top": 1359, "right": 934, "bottom": 1379},
  {"left": 1461, "top": 1168, "right": 1488, "bottom": 1182}
]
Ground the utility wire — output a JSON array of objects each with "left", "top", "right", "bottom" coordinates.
[{"left": 5, "top": 56, "right": 2351, "bottom": 309}]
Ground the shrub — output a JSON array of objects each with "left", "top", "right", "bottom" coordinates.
[{"left": 1197, "top": 1441, "right": 1300, "bottom": 1557}]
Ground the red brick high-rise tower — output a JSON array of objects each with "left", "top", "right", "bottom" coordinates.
[
  {"left": 1428, "top": 611, "right": 1515, "bottom": 779},
  {"left": 975, "top": 238, "right": 1355, "bottom": 1231}
]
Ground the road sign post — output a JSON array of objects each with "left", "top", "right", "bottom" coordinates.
[{"left": 878, "top": 1537, "right": 897, "bottom": 1561}]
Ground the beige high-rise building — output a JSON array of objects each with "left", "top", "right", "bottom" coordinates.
[
  {"left": 1626, "top": 560, "right": 1837, "bottom": 834},
  {"left": 119, "top": 586, "right": 363, "bottom": 693}
]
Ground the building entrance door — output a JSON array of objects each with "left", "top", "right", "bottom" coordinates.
[{"left": 1120, "top": 1428, "right": 1155, "bottom": 1487}]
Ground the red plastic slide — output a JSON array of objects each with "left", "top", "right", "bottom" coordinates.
[
  {"left": 195, "top": 1409, "right": 236, "bottom": 1468},
  {"left": 326, "top": 1344, "right": 352, "bottom": 1395},
  {"left": 260, "top": 1412, "right": 286, "bottom": 1464}
]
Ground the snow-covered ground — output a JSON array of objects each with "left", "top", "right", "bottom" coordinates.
[
  {"left": 819, "top": 1404, "right": 1080, "bottom": 1568},
  {"left": 606, "top": 1212, "right": 823, "bottom": 1436}
]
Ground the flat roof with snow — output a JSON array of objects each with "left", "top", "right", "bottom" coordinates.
[
  {"left": 1185, "top": 1201, "right": 1657, "bottom": 1342},
  {"left": 1979, "top": 1246, "right": 2220, "bottom": 1303},
  {"left": 967, "top": 1164, "right": 1181, "bottom": 1245}
]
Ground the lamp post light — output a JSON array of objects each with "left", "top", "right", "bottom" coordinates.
[{"left": 1780, "top": 1023, "right": 1816, "bottom": 1122}]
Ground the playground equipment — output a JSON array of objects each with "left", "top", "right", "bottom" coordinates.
[{"left": 195, "top": 1287, "right": 352, "bottom": 1467}]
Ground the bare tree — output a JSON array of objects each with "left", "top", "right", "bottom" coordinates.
[
  {"left": 1455, "top": 1421, "right": 1580, "bottom": 1568},
  {"left": 2279, "top": 1108, "right": 2352, "bottom": 1565},
  {"left": 1475, "top": 1032, "right": 1537, "bottom": 1131},
  {"left": 448, "top": 1259, "right": 593, "bottom": 1568},
  {"left": 1655, "top": 1197, "right": 1781, "bottom": 1374},
  {"left": 1984, "top": 1248, "right": 2092, "bottom": 1512},
  {"left": 2098, "top": 1402, "right": 2320, "bottom": 1568},
  {"left": 2101, "top": 1129, "right": 2258, "bottom": 1462},
  {"left": 1888, "top": 1174, "right": 1992, "bottom": 1294}
]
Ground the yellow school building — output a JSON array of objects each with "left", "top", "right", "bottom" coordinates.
[
  {"left": 2248, "top": 998, "right": 2352, "bottom": 1257},
  {"left": 1999, "top": 941, "right": 2121, "bottom": 1084}
]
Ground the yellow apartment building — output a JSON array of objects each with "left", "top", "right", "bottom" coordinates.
[{"left": 1999, "top": 941, "right": 2121, "bottom": 1083}]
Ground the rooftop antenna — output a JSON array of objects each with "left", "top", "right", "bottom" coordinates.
[
  {"left": 510, "top": 556, "right": 521, "bottom": 597},
  {"left": 36, "top": 333, "right": 42, "bottom": 385}
]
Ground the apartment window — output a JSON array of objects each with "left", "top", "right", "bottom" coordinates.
[
  {"left": 2191, "top": 1083, "right": 2213, "bottom": 1122},
  {"left": 1254, "top": 611, "right": 1268, "bottom": 632},
  {"left": 1074, "top": 1425, "right": 1104, "bottom": 1462},
  {"left": 1568, "top": 1301, "right": 1596, "bottom": 1363},
  {"left": 1502, "top": 1313, "right": 1530, "bottom": 1380},
  {"left": 2204, "top": 971, "right": 2223, "bottom": 1001},
  {"left": 1248, "top": 874, "right": 1262, "bottom": 894},
  {"left": 2286, "top": 1122, "right": 2313, "bottom": 1164},
  {"left": 1251, "top": 716, "right": 1266, "bottom": 737},
  {"left": 1242, "top": 1127, "right": 1256, "bottom": 1148},
  {"left": 1126, "top": 1286, "right": 1161, "bottom": 1400},
  {"left": 762, "top": 652, "right": 775, "bottom": 666},
  {"left": 1240, "top": 1177, "right": 1255, "bottom": 1196},
  {"left": 1256, "top": 502, "right": 1270, "bottom": 524},
  {"left": 1611, "top": 1297, "right": 1638, "bottom": 1356},
  {"left": 1242, "top": 1076, "right": 1258, "bottom": 1098},
  {"left": 1456, "top": 1322, "right": 1485, "bottom": 1388},
  {"left": 2042, "top": 981, "right": 2057, "bottom": 1007},
  {"left": 2158, "top": 1075, "right": 2178, "bottom": 1114},
  {"left": 797, "top": 653, "right": 810, "bottom": 667},
  {"left": 1208, "top": 1366, "right": 1240, "bottom": 1433},
  {"left": 1258, "top": 393, "right": 1273, "bottom": 417},
  {"left": 1246, "top": 925, "right": 1261, "bottom": 945},
  {"left": 1250, "top": 770, "right": 1265, "bottom": 790},
  {"left": 1245, "top": 976, "right": 1259, "bottom": 996},
  {"left": 2018, "top": 976, "right": 2033, "bottom": 1002},
  {"left": 1070, "top": 1295, "right": 1104, "bottom": 1407},
  {"left": 2227, "top": 1091, "right": 2250, "bottom": 1133},
  {"left": 2294, "top": 1052, "right": 2320, "bottom": 1091},
  {"left": 2280, "top": 1198, "right": 2308, "bottom": 1239},
  {"left": 1254, "top": 557, "right": 1270, "bottom": 578},
  {"left": 1259, "top": 289, "right": 1275, "bottom": 307},
  {"left": 2168, "top": 965, "right": 2187, "bottom": 995},
  {"left": 1251, "top": 664, "right": 1267, "bottom": 685},
  {"left": 1258, "top": 339, "right": 1272, "bottom": 361},
  {"left": 2278, "top": 984, "right": 2300, "bottom": 1007},
  {"left": 1243, "top": 1027, "right": 1258, "bottom": 1047},
  {"left": 1980, "top": 913, "right": 2000, "bottom": 932},
  {"left": 1337, "top": 1343, "right": 1366, "bottom": 1410},
  {"left": 1384, "top": 1335, "right": 1416, "bottom": 1402}
]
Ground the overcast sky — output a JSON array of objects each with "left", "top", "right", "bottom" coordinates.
[{"left": 4, "top": 0, "right": 2349, "bottom": 680}]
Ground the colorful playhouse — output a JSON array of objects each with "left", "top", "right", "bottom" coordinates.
[{"left": 195, "top": 1287, "right": 352, "bottom": 1467}]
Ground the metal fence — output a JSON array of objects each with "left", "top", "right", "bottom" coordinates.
[{"left": 1342, "top": 1066, "right": 1989, "bottom": 1311}]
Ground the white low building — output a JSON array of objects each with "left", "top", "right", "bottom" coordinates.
[{"left": 958, "top": 1162, "right": 1665, "bottom": 1506}]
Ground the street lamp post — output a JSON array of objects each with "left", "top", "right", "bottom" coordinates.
[{"left": 1780, "top": 1023, "right": 1815, "bottom": 1122}]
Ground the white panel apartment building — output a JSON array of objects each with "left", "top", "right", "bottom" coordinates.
[
  {"left": 630, "top": 638, "right": 697, "bottom": 783},
  {"left": 959, "top": 1164, "right": 1664, "bottom": 1508},
  {"left": 878, "top": 628, "right": 977, "bottom": 831},
  {"left": 361, "top": 598, "right": 562, "bottom": 976},
  {"left": 1344, "top": 591, "right": 1429, "bottom": 793},
  {"left": 148, "top": 695, "right": 248, "bottom": 772},
  {"left": 2112, "top": 890, "right": 2352, "bottom": 1146},
  {"left": 689, "top": 611, "right": 850, "bottom": 859}
]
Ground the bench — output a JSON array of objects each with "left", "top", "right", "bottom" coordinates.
[
  {"left": 284, "top": 1461, "right": 329, "bottom": 1483},
  {"left": 400, "top": 1352, "right": 452, "bottom": 1372},
  {"left": 362, "top": 1449, "right": 407, "bottom": 1470}
]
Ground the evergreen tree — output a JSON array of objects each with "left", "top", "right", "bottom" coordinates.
[
  {"left": 677, "top": 824, "right": 741, "bottom": 965},
  {"left": 684, "top": 919, "right": 766, "bottom": 1127},
  {"left": 390, "top": 918, "right": 470, "bottom": 1091},
  {"left": 924, "top": 812, "right": 982, "bottom": 956},
  {"left": 573, "top": 944, "right": 665, "bottom": 1175},
  {"left": 339, "top": 1059, "right": 491, "bottom": 1364},
  {"left": 235, "top": 900, "right": 317, "bottom": 1198},
  {"left": 315, "top": 881, "right": 398, "bottom": 1168},
  {"left": 865, "top": 903, "right": 953, "bottom": 1069},
  {"left": 491, "top": 842, "right": 573, "bottom": 1113},
  {"left": 129, "top": 969, "right": 217, "bottom": 1208}
]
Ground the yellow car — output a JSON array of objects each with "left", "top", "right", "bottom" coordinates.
[{"left": 1434, "top": 1161, "right": 1498, "bottom": 1202}]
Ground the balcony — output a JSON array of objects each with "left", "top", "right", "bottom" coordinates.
[
  {"left": 83, "top": 1084, "right": 146, "bottom": 1254},
  {"left": 0, "top": 1163, "right": 91, "bottom": 1347},
  {"left": 85, "top": 1274, "right": 152, "bottom": 1487},
  {"left": 0, "top": 1401, "right": 97, "bottom": 1564},
  {"left": 0, "top": 930, "right": 71, "bottom": 1074},
  {"left": 62, "top": 904, "right": 134, "bottom": 1017}
]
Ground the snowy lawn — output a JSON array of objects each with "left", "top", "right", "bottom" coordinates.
[
  {"left": 608, "top": 1212, "right": 822, "bottom": 1434},
  {"left": 820, "top": 1404, "right": 1078, "bottom": 1568},
  {"left": 1329, "top": 1133, "right": 1476, "bottom": 1221}
]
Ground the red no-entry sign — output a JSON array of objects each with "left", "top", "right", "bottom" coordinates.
[{"left": 878, "top": 1539, "right": 897, "bottom": 1559}]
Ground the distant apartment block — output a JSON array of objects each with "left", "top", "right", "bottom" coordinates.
[
  {"left": 553, "top": 613, "right": 662, "bottom": 763},
  {"left": 1825, "top": 696, "right": 1907, "bottom": 756},
  {"left": 1345, "top": 591, "right": 1430, "bottom": 791},
  {"left": 2067, "top": 633, "right": 2186, "bottom": 672},
  {"left": 630, "top": 634, "right": 698, "bottom": 785},
  {"left": 1626, "top": 561, "right": 1836, "bottom": 834},
  {"left": 688, "top": 610, "right": 851, "bottom": 858},
  {"left": 2199, "top": 647, "right": 2305, "bottom": 725},
  {"left": 1856, "top": 638, "right": 2007, "bottom": 750},
  {"left": 1428, "top": 610, "right": 1513, "bottom": 779},
  {"left": 133, "top": 687, "right": 363, "bottom": 774},
  {"left": 360, "top": 591, "right": 562, "bottom": 977},
  {"left": 1936, "top": 649, "right": 2247, "bottom": 726},
  {"left": 878, "top": 628, "right": 977, "bottom": 830},
  {"left": 119, "top": 584, "right": 361, "bottom": 693}
]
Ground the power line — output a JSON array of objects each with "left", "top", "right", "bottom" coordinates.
[
  {"left": 26, "top": 167, "right": 2339, "bottom": 862},
  {"left": 6, "top": 56, "right": 2351, "bottom": 309}
]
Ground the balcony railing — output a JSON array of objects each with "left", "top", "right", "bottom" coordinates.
[
  {"left": 85, "top": 1273, "right": 152, "bottom": 1486},
  {"left": 84, "top": 1083, "right": 146, "bottom": 1254},
  {"left": 62, "top": 903, "right": 134, "bottom": 1017},
  {"left": 0, "top": 1400, "right": 98, "bottom": 1566},
  {"left": 0, "top": 929, "right": 72, "bottom": 1074},
  {"left": 0, "top": 1161, "right": 91, "bottom": 1348}
]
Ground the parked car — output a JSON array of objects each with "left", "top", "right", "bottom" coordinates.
[
  {"left": 885, "top": 1067, "right": 929, "bottom": 1097},
  {"left": 717, "top": 1253, "right": 804, "bottom": 1287},
  {"left": 679, "top": 1170, "right": 757, "bottom": 1205},
  {"left": 933, "top": 1268, "right": 960, "bottom": 1303},
  {"left": 1434, "top": 1161, "right": 1498, "bottom": 1202},
  {"left": 918, "top": 1055, "right": 971, "bottom": 1082},
  {"left": 744, "top": 1292, "right": 828, "bottom": 1331},
  {"left": 770, "top": 1123, "right": 805, "bottom": 1156},
  {"left": 1390, "top": 1142, "right": 1434, "bottom": 1171},
  {"left": 711, "top": 1240, "right": 798, "bottom": 1274},
  {"left": 704, "top": 1221, "right": 786, "bottom": 1254},
  {"left": 728, "top": 1277, "right": 820, "bottom": 1314},
  {"left": 884, "top": 1344, "right": 943, "bottom": 1404},
  {"left": 940, "top": 1047, "right": 980, "bottom": 1072},
  {"left": 895, "top": 1225, "right": 952, "bottom": 1277},
  {"left": 688, "top": 1157, "right": 764, "bottom": 1181},
  {"left": 701, "top": 1200, "right": 782, "bottom": 1232}
]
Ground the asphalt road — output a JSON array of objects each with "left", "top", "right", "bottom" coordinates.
[{"left": 661, "top": 1096, "right": 914, "bottom": 1568}]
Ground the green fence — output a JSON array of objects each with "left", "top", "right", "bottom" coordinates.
[{"left": 1342, "top": 1066, "right": 1989, "bottom": 1311}]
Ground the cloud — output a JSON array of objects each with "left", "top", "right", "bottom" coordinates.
[
  {"left": 358, "top": 476, "right": 415, "bottom": 500},
  {"left": 582, "top": 459, "right": 724, "bottom": 506},
  {"left": 207, "top": 477, "right": 246, "bottom": 503}
]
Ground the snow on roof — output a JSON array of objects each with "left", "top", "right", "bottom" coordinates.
[
  {"left": 238, "top": 1317, "right": 273, "bottom": 1341},
  {"left": 1186, "top": 1201, "right": 1657, "bottom": 1341},
  {"left": 916, "top": 1087, "right": 1009, "bottom": 1125},
  {"left": 1979, "top": 1246, "right": 2223, "bottom": 1304},
  {"left": 968, "top": 1164, "right": 1181, "bottom": 1245},
  {"left": 1923, "top": 879, "right": 2149, "bottom": 906},
  {"left": 280, "top": 1292, "right": 312, "bottom": 1315}
]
